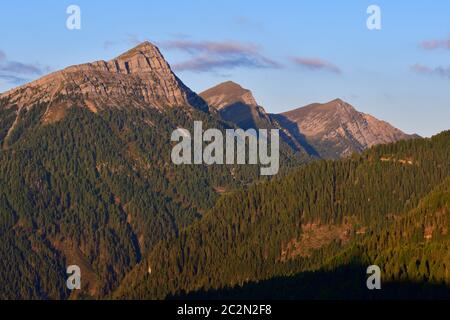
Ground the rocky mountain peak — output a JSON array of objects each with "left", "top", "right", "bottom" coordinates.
[
  {"left": 199, "top": 81, "right": 304, "bottom": 151},
  {"left": 0, "top": 41, "right": 208, "bottom": 120},
  {"left": 111, "top": 41, "right": 170, "bottom": 75},
  {"left": 116, "top": 41, "right": 159, "bottom": 58},
  {"left": 200, "top": 81, "right": 258, "bottom": 110},
  {"left": 274, "top": 99, "right": 416, "bottom": 158}
]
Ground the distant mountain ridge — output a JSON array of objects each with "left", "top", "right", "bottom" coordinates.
[
  {"left": 274, "top": 99, "right": 418, "bottom": 158},
  {"left": 201, "top": 81, "right": 417, "bottom": 158},
  {"left": 1, "top": 45, "right": 416, "bottom": 159},
  {"left": 200, "top": 81, "right": 277, "bottom": 130},
  {"left": 200, "top": 81, "right": 258, "bottom": 110}
]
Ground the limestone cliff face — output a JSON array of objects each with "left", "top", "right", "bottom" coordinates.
[
  {"left": 0, "top": 42, "right": 208, "bottom": 115},
  {"left": 274, "top": 99, "right": 417, "bottom": 158}
]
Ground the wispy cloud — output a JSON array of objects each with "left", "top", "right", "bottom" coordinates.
[
  {"left": 159, "top": 39, "right": 282, "bottom": 73},
  {"left": 0, "top": 50, "right": 47, "bottom": 86},
  {"left": 421, "top": 37, "right": 450, "bottom": 50},
  {"left": 0, "top": 61, "right": 43, "bottom": 75},
  {"left": 173, "top": 55, "right": 278, "bottom": 72},
  {"left": 0, "top": 73, "right": 28, "bottom": 85},
  {"left": 232, "top": 16, "right": 264, "bottom": 32},
  {"left": 103, "top": 35, "right": 143, "bottom": 50},
  {"left": 160, "top": 40, "right": 259, "bottom": 55},
  {"left": 103, "top": 41, "right": 116, "bottom": 50},
  {"left": 126, "top": 34, "right": 143, "bottom": 46},
  {"left": 411, "top": 63, "right": 450, "bottom": 78},
  {"left": 291, "top": 57, "right": 342, "bottom": 74},
  {"left": 167, "top": 32, "right": 190, "bottom": 39}
]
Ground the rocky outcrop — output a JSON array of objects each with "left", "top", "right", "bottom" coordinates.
[
  {"left": 273, "top": 99, "right": 417, "bottom": 158},
  {"left": 0, "top": 42, "right": 208, "bottom": 117}
]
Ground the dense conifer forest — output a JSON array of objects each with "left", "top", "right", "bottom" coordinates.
[
  {"left": 0, "top": 98, "right": 449, "bottom": 300},
  {"left": 0, "top": 100, "right": 299, "bottom": 299},
  {"left": 114, "top": 131, "right": 450, "bottom": 299}
]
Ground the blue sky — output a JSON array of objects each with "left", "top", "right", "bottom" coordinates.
[{"left": 1, "top": 0, "right": 449, "bottom": 137}]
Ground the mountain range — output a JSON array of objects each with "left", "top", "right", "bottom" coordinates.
[
  {"left": 0, "top": 41, "right": 447, "bottom": 300},
  {"left": 200, "top": 81, "right": 417, "bottom": 158},
  {"left": 1, "top": 42, "right": 417, "bottom": 158}
]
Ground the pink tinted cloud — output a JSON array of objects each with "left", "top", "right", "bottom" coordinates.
[
  {"left": 0, "top": 49, "right": 46, "bottom": 76},
  {"left": 411, "top": 63, "right": 450, "bottom": 78},
  {"left": 161, "top": 40, "right": 282, "bottom": 72},
  {"left": 160, "top": 40, "right": 261, "bottom": 56},
  {"left": 291, "top": 57, "right": 341, "bottom": 74},
  {"left": 172, "top": 55, "right": 279, "bottom": 72},
  {"left": 421, "top": 37, "right": 450, "bottom": 50}
]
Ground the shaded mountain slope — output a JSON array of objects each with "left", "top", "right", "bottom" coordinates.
[{"left": 200, "top": 81, "right": 305, "bottom": 153}]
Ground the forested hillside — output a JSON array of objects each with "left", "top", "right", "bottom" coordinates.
[
  {"left": 0, "top": 98, "right": 300, "bottom": 299},
  {"left": 175, "top": 177, "right": 450, "bottom": 300},
  {"left": 114, "top": 131, "right": 450, "bottom": 299}
]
